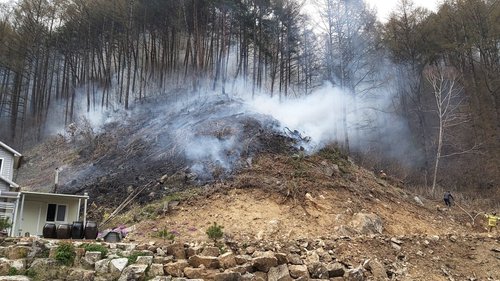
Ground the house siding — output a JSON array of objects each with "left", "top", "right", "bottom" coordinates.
[
  {"left": 0, "top": 181, "right": 8, "bottom": 191},
  {"left": 0, "top": 147, "right": 14, "bottom": 181},
  {"left": 16, "top": 197, "right": 81, "bottom": 237}
]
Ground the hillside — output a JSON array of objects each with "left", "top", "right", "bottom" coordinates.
[{"left": 14, "top": 96, "right": 500, "bottom": 280}]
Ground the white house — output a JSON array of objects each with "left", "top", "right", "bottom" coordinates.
[{"left": 0, "top": 141, "right": 89, "bottom": 237}]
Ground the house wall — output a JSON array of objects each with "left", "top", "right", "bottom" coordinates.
[
  {"left": 0, "top": 147, "right": 14, "bottom": 182},
  {"left": 15, "top": 197, "right": 82, "bottom": 237},
  {"left": 0, "top": 181, "right": 9, "bottom": 191}
]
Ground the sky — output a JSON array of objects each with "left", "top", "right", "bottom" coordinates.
[{"left": 366, "top": 0, "right": 439, "bottom": 22}]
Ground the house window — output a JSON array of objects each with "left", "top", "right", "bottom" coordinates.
[
  {"left": 0, "top": 158, "right": 3, "bottom": 175},
  {"left": 46, "top": 204, "right": 67, "bottom": 222}
]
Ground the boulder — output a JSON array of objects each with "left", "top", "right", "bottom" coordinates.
[
  {"left": 7, "top": 246, "right": 30, "bottom": 260},
  {"left": 94, "top": 258, "right": 111, "bottom": 274},
  {"left": 66, "top": 268, "right": 95, "bottom": 281},
  {"left": 235, "top": 255, "right": 252, "bottom": 265},
  {"left": 218, "top": 252, "right": 237, "bottom": 269},
  {"left": 189, "top": 255, "right": 220, "bottom": 269},
  {"left": 286, "top": 254, "right": 303, "bottom": 265},
  {"left": 118, "top": 264, "right": 148, "bottom": 281},
  {"left": 149, "top": 276, "right": 172, "bottom": 281},
  {"left": 326, "top": 262, "right": 345, "bottom": 277},
  {"left": 274, "top": 253, "right": 288, "bottom": 265},
  {"left": 201, "top": 246, "right": 220, "bottom": 257},
  {"left": 184, "top": 267, "right": 218, "bottom": 279},
  {"left": 110, "top": 258, "right": 129, "bottom": 274},
  {"left": 186, "top": 247, "right": 202, "bottom": 258},
  {"left": 288, "top": 264, "right": 309, "bottom": 279},
  {"left": 214, "top": 272, "right": 242, "bottom": 281},
  {"left": 166, "top": 243, "right": 186, "bottom": 260},
  {"left": 349, "top": 213, "right": 384, "bottom": 234},
  {"left": 345, "top": 266, "right": 365, "bottom": 281},
  {"left": 28, "top": 258, "right": 60, "bottom": 281},
  {"left": 252, "top": 254, "right": 278, "bottom": 272},
  {"left": 366, "top": 259, "right": 387, "bottom": 280},
  {"left": 164, "top": 260, "right": 189, "bottom": 277},
  {"left": 6, "top": 259, "right": 26, "bottom": 272},
  {"left": 307, "top": 262, "right": 329, "bottom": 279},
  {"left": 136, "top": 255, "right": 154, "bottom": 266},
  {"left": 148, "top": 263, "right": 165, "bottom": 277},
  {"left": 268, "top": 264, "right": 292, "bottom": 281},
  {"left": 82, "top": 251, "right": 102, "bottom": 268}
]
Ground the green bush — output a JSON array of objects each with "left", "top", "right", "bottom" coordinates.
[
  {"left": 206, "top": 222, "right": 224, "bottom": 242},
  {"left": 0, "top": 217, "right": 12, "bottom": 232},
  {"left": 55, "top": 242, "right": 76, "bottom": 266},
  {"left": 8, "top": 267, "right": 18, "bottom": 276},
  {"left": 80, "top": 243, "right": 108, "bottom": 257}
]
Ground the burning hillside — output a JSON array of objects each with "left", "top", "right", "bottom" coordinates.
[{"left": 16, "top": 94, "right": 306, "bottom": 212}]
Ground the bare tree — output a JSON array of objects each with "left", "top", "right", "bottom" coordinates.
[{"left": 424, "top": 64, "right": 478, "bottom": 192}]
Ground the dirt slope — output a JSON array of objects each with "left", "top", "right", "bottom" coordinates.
[{"left": 117, "top": 153, "right": 500, "bottom": 280}]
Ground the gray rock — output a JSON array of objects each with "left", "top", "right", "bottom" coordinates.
[
  {"left": 118, "top": 264, "right": 148, "bottom": 281},
  {"left": 213, "top": 272, "right": 242, "bottom": 281},
  {"left": 149, "top": 276, "right": 172, "bottom": 281},
  {"left": 326, "top": 262, "right": 345, "bottom": 277},
  {"left": 345, "top": 266, "right": 365, "bottom": 281},
  {"left": 183, "top": 267, "right": 218, "bottom": 279},
  {"left": 252, "top": 254, "right": 278, "bottom": 272},
  {"left": 414, "top": 196, "right": 424, "bottom": 206},
  {"left": 268, "top": 264, "right": 292, "bottom": 281},
  {"left": 148, "top": 263, "right": 165, "bottom": 277},
  {"left": 110, "top": 258, "right": 129, "bottom": 273},
  {"left": 286, "top": 253, "right": 303, "bottom": 265},
  {"left": 7, "top": 259, "right": 26, "bottom": 271},
  {"left": 94, "top": 259, "right": 111, "bottom": 274},
  {"left": 28, "top": 258, "right": 60, "bottom": 281},
  {"left": 136, "top": 255, "right": 154, "bottom": 265},
  {"left": 349, "top": 213, "right": 384, "bottom": 234},
  {"left": 307, "top": 262, "right": 329, "bottom": 279},
  {"left": 66, "top": 268, "right": 95, "bottom": 281},
  {"left": 288, "top": 264, "right": 309, "bottom": 278},
  {"left": 365, "top": 259, "right": 387, "bottom": 280},
  {"left": 201, "top": 246, "right": 220, "bottom": 257}
]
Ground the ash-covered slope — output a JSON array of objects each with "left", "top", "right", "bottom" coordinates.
[{"left": 17, "top": 95, "right": 303, "bottom": 209}]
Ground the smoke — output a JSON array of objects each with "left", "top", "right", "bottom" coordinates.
[{"left": 245, "top": 83, "right": 346, "bottom": 149}]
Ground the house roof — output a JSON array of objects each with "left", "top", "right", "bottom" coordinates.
[
  {"left": 20, "top": 191, "right": 89, "bottom": 200},
  {"left": 0, "top": 175, "right": 20, "bottom": 188},
  {"left": 0, "top": 141, "right": 22, "bottom": 157}
]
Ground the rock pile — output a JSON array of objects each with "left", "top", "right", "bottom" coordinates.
[{"left": 0, "top": 236, "right": 394, "bottom": 281}]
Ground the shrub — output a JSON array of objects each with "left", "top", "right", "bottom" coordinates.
[
  {"left": 0, "top": 217, "right": 12, "bottom": 232},
  {"left": 55, "top": 242, "right": 75, "bottom": 266},
  {"left": 156, "top": 229, "right": 176, "bottom": 241},
  {"left": 80, "top": 243, "right": 108, "bottom": 257},
  {"left": 206, "top": 222, "right": 224, "bottom": 242},
  {"left": 8, "top": 267, "right": 18, "bottom": 276}
]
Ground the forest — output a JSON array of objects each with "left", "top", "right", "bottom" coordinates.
[{"left": 0, "top": 0, "right": 498, "bottom": 193}]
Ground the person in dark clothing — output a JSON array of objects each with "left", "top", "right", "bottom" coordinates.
[{"left": 443, "top": 191, "right": 454, "bottom": 207}]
